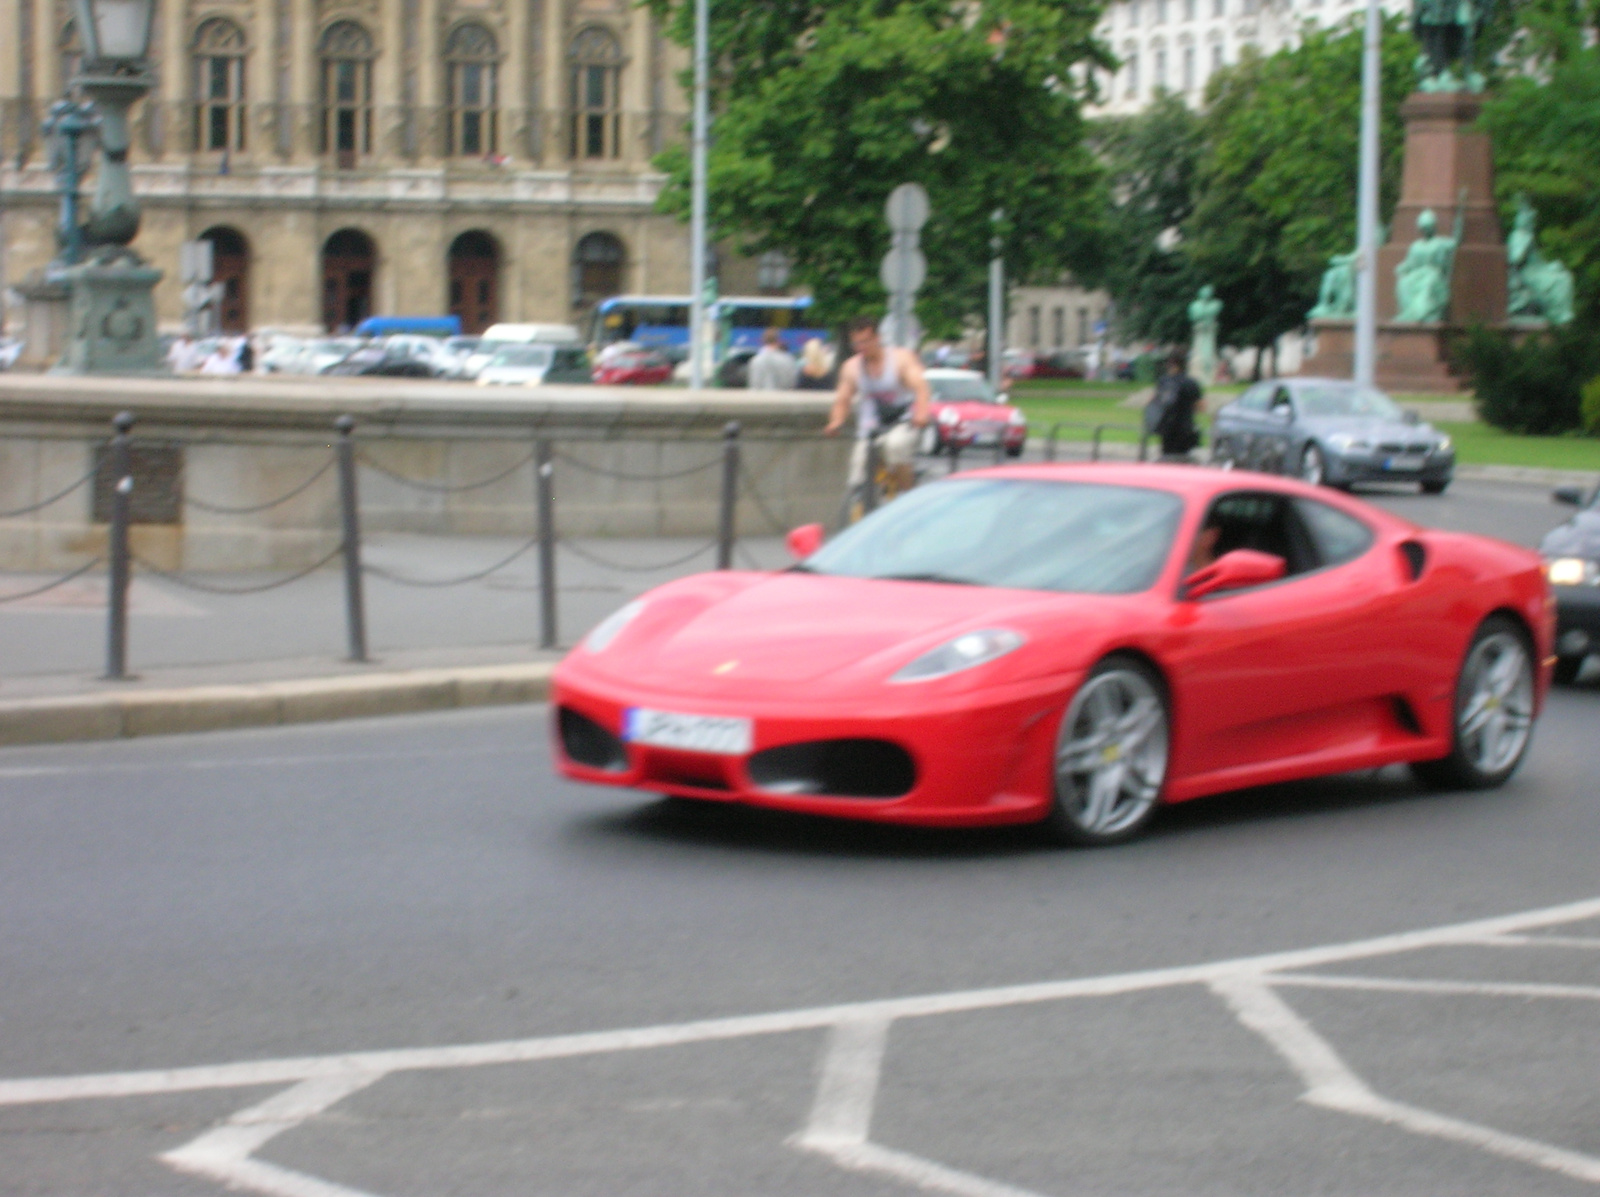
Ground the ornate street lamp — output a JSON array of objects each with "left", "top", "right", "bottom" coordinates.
[{"left": 50, "top": 0, "right": 165, "bottom": 373}]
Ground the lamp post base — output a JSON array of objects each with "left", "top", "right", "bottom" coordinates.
[{"left": 53, "top": 258, "right": 168, "bottom": 376}]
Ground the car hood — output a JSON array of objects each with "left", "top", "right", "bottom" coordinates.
[
  {"left": 1301, "top": 415, "right": 1445, "bottom": 443},
  {"left": 934, "top": 401, "right": 1017, "bottom": 422},
  {"left": 1539, "top": 508, "right": 1600, "bottom": 559},
  {"left": 576, "top": 571, "right": 1136, "bottom": 695}
]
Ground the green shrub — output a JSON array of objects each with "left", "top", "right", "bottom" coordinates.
[
  {"left": 1584, "top": 375, "right": 1600, "bottom": 435},
  {"left": 1457, "top": 323, "right": 1600, "bottom": 435}
]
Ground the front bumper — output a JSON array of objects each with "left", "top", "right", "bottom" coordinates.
[
  {"left": 551, "top": 669, "right": 1075, "bottom": 827},
  {"left": 1325, "top": 449, "right": 1454, "bottom": 486},
  {"left": 1552, "top": 584, "right": 1600, "bottom": 657}
]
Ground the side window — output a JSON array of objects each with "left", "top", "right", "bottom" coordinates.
[
  {"left": 1189, "top": 491, "right": 1318, "bottom": 578},
  {"left": 1294, "top": 498, "right": 1374, "bottom": 568},
  {"left": 1269, "top": 385, "right": 1293, "bottom": 414},
  {"left": 1236, "top": 383, "right": 1271, "bottom": 412}
]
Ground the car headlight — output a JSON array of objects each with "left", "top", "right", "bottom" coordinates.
[
  {"left": 585, "top": 599, "right": 646, "bottom": 652},
  {"left": 938, "top": 408, "right": 961, "bottom": 426},
  {"left": 1546, "top": 557, "right": 1600, "bottom": 587},
  {"left": 890, "top": 628, "right": 1026, "bottom": 683},
  {"left": 1435, "top": 435, "right": 1453, "bottom": 453},
  {"left": 1326, "top": 433, "right": 1369, "bottom": 453},
  {"left": 1007, "top": 408, "right": 1026, "bottom": 425}
]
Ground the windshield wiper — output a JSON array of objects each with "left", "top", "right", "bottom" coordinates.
[{"left": 875, "top": 571, "right": 977, "bottom": 586}]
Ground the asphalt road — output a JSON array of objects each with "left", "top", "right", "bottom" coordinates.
[{"left": 3, "top": 478, "right": 1599, "bottom": 1196}]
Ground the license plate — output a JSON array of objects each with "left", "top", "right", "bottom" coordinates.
[
  {"left": 1385, "top": 455, "right": 1425, "bottom": 471},
  {"left": 623, "top": 708, "right": 753, "bottom": 755},
  {"left": 971, "top": 431, "right": 999, "bottom": 445}
]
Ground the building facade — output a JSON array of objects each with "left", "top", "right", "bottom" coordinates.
[
  {"left": 0, "top": 0, "right": 712, "bottom": 335},
  {"left": 1090, "top": 0, "right": 1409, "bottom": 116}
]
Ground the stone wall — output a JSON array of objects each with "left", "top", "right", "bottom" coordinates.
[{"left": 0, "top": 375, "right": 846, "bottom": 571}]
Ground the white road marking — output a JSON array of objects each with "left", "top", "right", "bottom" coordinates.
[
  {"left": 162, "top": 1073, "right": 386, "bottom": 1197},
  {"left": 1211, "top": 975, "right": 1600, "bottom": 1185},
  {"left": 1479, "top": 934, "right": 1600, "bottom": 950},
  {"left": 3, "top": 894, "right": 1600, "bottom": 1197}
]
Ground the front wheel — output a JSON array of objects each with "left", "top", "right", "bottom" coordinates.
[
  {"left": 1043, "top": 656, "right": 1170, "bottom": 846},
  {"left": 1299, "top": 443, "right": 1327, "bottom": 486},
  {"left": 1421, "top": 479, "right": 1450, "bottom": 495},
  {"left": 1004, "top": 438, "right": 1026, "bottom": 459},
  {"left": 1411, "top": 615, "right": 1536, "bottom": 790}
]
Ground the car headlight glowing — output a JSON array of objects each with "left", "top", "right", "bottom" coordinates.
[
  {"left": 1327, "top": 433, "right": 1369, "bottom": 453},
  {"left": 938, "top": 408, "right": 962, "bottom": 426},
  {"left": 1546, "top": 557, "right": 1600, "bottom": 587},
  {"left": 890, "top": 628, "right": 1026, "bottom": 683},
  {"left": 585, "top": 599, "right": 646, "bottom": 652},
  {"left": 1436, "top": 435, "right": 1452, "bottom": 453}
]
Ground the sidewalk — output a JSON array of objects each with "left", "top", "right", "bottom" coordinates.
[{"left": 0, "top": 534, "right": 791, "bottom": 748}]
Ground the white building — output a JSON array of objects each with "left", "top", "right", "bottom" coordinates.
[{"left": 1088, "top": 0, "right": 1410, "bottom": 117}]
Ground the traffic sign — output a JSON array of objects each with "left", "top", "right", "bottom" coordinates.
[
  {"left": 885, "top": 183, "right": 930, "bottom": 233},
  {"left": 879, "top": 244, "right": 927, "bottom": 295}
]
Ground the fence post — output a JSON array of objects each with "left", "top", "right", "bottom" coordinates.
[
  {"left": 1092, "top": 425, "right": 1106, "bottom": 462},
  {"left": 863, "top": 435, "right": 880, "bottom": 515},
  {"left": 103, "top": 411, "right": 134, "bottom": 680},
  {"left": 1138, "top": 432, "right": 1151, "bottom": 463},
  {"left": 536, "top": 438, "right": 557, "bottom": 649},
  {"left": 1046, "top": 423, "right": 1059, "bottom": 463},
  {"left": 334, "top": 416, "right": 368, "bottom": 663},
  {"left": 993, "top": 435, "right": 1005, "bottom": 465},
  {"left": 948, "top": 440, "right": 962, "bottom": 475},
  {"left": 717, "top": 421, "right": 740, "bottom": 569}
]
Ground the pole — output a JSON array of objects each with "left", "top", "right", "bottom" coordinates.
[
  {"left": 334, "top": 416, "right": 368, "bottom": 663},
  {"left": 863, "top": 437, "right": 880, "bottom": 515},
  {"left": 717, "top": 421, "right": 740, "bottom": 569},
  {"left": 988, "top": 208, "right": 1004, "bottom": 395},
  {"left": 688, "top": 0, "right": 710, "bottom": 389},
  {"left": 1353, "top": 0, "right": 1382, "bottom": 387},
  {"left": 536, "top": 439, "right": 557, "bottom": 649},
  {"left": 103, "top": 411, "right": 133, "bottom": 680}
]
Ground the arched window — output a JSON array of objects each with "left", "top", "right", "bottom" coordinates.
[
  {"left": 193, "top": 19, "right": 247, "bottom": 152},
  {"left": 568, "top": 27, "right": 622, "bottom": 160},
  {"left": 572, "top": 231, "right": 624, "bottom": 307},
  {"left": 322, "top": 227, "right": 376, "bottom": 331},
  {"left": 319, "top": 21, "right": 373, "bottom": 167},
  {"left": 448, "top": 230, "right": 500, "bottom": 333},
  {"left": 444, "top": 24, "right": 498, "bottom": 156},
  {"left": 201, "top": 226, "right": 251, "bottom": 331}
]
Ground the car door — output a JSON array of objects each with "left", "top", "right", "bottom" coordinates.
[
  {"left": 1161, "top": 491, "right": 1397, "bottom": 791},
  {"left": 1214, "top": 383, "right": 1272, "bottom": 467}
]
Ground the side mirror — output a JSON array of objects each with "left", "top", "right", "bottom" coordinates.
[
  {"left": 1184, "top": 549, "right": 1287, "bottom": 600},
  {"left": 786, "top": 523, "right": 825, "bottom": 560},
  {"left": 1553, "top": 486, "right": 1585, "bottom": 507}
]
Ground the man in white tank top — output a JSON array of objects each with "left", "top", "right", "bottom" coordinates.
[{"left": 823, "top": 314, "right": 931, "bottom": 499}]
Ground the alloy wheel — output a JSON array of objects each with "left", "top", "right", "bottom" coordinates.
[
  {"left": 1053, "top": 665, "right": 1168, "bottom": 842},
  {"left": 1300, "top": 443, "right": 1325, "bottom": 486},
  {"left": 1457, "top": 629, "right": 1534, "bottom": 775}
]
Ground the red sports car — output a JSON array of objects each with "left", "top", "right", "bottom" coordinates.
[
  {"left": 593, "top": 347, "right": 674, "bottom": 386},
  {"left": 552, "top": 464, "right": 1551, "bottom": 844}
]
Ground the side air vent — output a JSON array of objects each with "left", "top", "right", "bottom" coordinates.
[
  {"left": 747, "top": 739, "right": 916, "bottom": 799},
  {"left": 1398, "top": 540, "right": 1427, "bottom": 581},
  {"left": 557, "top": 707, "right": 629, "bottom": 772}
]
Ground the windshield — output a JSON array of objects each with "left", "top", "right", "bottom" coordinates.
[
  {"left": 930, "top": 377, "right": 999, "bottom": 403},
  {"left": 805, "top": 480, "right": 1183, "bottom": 594},
  {"left": 1295, "top": 383, "right": 1404, "bottom": 420},
  {"left": 491, "top": 346, "right": 553, "bottom": 368}
]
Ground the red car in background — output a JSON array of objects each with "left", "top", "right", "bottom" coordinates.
[
  {"left": 922, "top": 368, "right": 1028, "bottom": 457},
  {"left": 593, "top": 343, "right": 675, "bottom": 386},
  {"left": 552, "top": 463, "right": 1550, "bottom": 845}
]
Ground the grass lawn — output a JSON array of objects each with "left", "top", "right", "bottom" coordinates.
[{"left": 1010, "top": 380, "right": 1600, "bottom": 473}]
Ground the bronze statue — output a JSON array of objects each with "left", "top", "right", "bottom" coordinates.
[{"left": 1412, "top": 0, "right": 1490, "bottom": 92}]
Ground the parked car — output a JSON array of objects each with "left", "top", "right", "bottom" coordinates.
[
  {"left": 1022, "top": 349, "right": 1089, "bottom": 380},
  {"left": 594, "top": 344, "right": 675, "bottom": 386},
  {"left": 476, "top": 344, "right": 592, "bottom": 386},
  {"left": 1540, "top": 480, "right": 1600, "bottom": 683},
  {"left": 921, "top": 368, "right": 1027, "bottom": 457},
  {"left": 463, "top": 323, "right": 582, "bottom": 379},
  {"left": 1209, "top": 377, "right": 1454, "bottom": 494},
  {"left": 381, "top": 335, "right": 462, "bottom": 378},
  {"left": 324, "top": 340, "right": 437, "bottom": 377},
  {"left": 298, "top": 337, "right": 366, "bottom": 374}
]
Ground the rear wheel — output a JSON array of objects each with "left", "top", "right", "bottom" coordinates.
[
  {"left": 1044, "top": 656, "right": 1169, "bottom": 846},
  {"left": 1411, "top": 615, "right": 1535, "bottom": 790}
]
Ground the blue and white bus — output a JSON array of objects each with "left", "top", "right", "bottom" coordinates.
[{"left": 588, "top": 295, "right": 827, "bottom": 358}]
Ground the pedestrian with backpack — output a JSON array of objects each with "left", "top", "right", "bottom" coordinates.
[{"left": 1144, "top": 350, "right": 1203, "bottom": 461}]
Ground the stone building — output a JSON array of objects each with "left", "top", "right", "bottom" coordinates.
[{"left": 0, "top": 0, "right": 717, "bottom": 336}]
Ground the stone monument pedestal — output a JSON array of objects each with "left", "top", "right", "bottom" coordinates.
[
  {"left": 53, "top": 259, "right": 166, "bottom": 376},
  {"left": 13, "top": 273, "right": 72, "bottom": 370},
  {"left": 1300, "top": 90, "right": 1509, "bottom": 393}
]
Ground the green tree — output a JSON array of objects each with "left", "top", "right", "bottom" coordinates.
[
  {"left": 647, "top": 0, "right": 1110, "bottom": 334},
  {"left": 1083, "top": 92, "right": 1205, "bottom": 346},
  {"left": 1182, "top": 20, "right": 1413, "bottom": 357},
  {"left": 1482, "top": 46, "right": 1600, "bottom": 323}
]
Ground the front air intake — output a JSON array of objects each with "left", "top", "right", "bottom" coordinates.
[
  {"left": 747, "top": 739, "right": 916, "bottom": 799},
  {"left": 558, "top": 707, "right": 629, "bottom": 772}
]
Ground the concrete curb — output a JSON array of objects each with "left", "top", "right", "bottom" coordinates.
[{"left": 0, "top": 662, "right": 556, "bottom": 749}]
